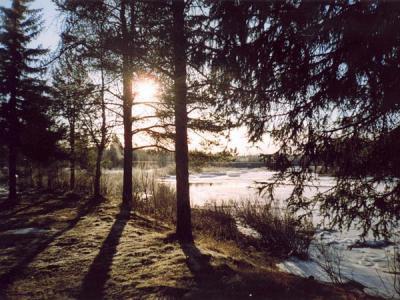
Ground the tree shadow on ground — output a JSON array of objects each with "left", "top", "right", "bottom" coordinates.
[
  {"left": 0, "top": 194, "right": 99, "bottom": 297},
  {"left": 176, "top": 240, "right": 360, "bottom": 300},
  {"left": 180, "top": 241, "right": 218, "bottom": 286},
  {"left": 0, "top": 201, "right": 74, "bottom": 231},
  {"left": 178, "top": 240, "right": 243, "bottom": 299},
  {"left": 0, "top": 192, "right": 54, "bottom": 218},
  {"left": 0, "top": 191, "right": 84, "bottom": 231},
  {"left": 78, "top": 202, "right": 132, "bottom": 299},
  {"left": 133, "top": 213, "right": 170, "bottom": 231}
]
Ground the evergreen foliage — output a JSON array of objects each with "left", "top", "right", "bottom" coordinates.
[
  {"left": 209, "top": 0, "right": 400, "bottom": 237},
  {"left": 0, "top": 0, "right": 61, "bottom": 201}
]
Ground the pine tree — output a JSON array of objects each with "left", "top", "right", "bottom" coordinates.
[
  {"left": 80, "top": 61, "right": 110, "bottom": 199},
  {"left": 55, "top": 1, "right": 229, "bottom": 235},
  {"left": 54, "top": 0, "right": 140, "bottom": 207},
  {"left": 172, "top": 0, "right": 193, "bottom": 242},
  {"left": 132, "top": 0, "right": 229, "bottom": 241},
  {"left": 52, "top": 52, "right": 93, "bottom": 191},
  {"left": 0, "top": 0, "right": 48, "bottom": 203}
]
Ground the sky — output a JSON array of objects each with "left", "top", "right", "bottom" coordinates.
[
  {"left": 1, "top": 0, "right": 61, "bottom": 48},
  {"left": 1, "top": 0, "right": 276, "bottom": 155}
]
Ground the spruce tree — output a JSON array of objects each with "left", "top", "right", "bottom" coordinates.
[
  {"left": 209, "top": 0, "right": 400, "bottom": 238},
  {"left": 0, "top": 0, "right": 48, "bottom": 203},
  {"left": 54, "top": 0, "right": 139, "bottom": 206}
]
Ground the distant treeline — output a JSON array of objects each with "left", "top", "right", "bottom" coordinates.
[{"left": 0, "top": 137, "right": 264, "bottom": 186}]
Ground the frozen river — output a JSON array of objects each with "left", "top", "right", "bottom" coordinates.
[
  {"left": 161, "top": 168, "right": 331, "bottom": 206},
  {"left": 162, "top": 168, "right": 399, "bottom": 299}
]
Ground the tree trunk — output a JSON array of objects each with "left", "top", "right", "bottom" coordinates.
[
  {"left": 47, "top": 167, "right": 53, "bottom": 190},
  {"left": 94, "top": 56, "right": 107, "bottom": 199},
  {"left": 8, "top": 90, "right": 17, "bottom": 203},
  {"left": 93, "top": 147, "right": 103, "bottom": 198},
  {"left": 8, "top": 140, "right": 17, "bottom": 202},
  {"left": 37, "top": 166, "right": 43, "bottom": 188},
  {"left": 69, "top": 120, "right": 75, "bottom": 190},
  {"left": 121, "top": 0, "right": 133, "bottom": 206},
  {"left": 172, "top": 0, "right": 193, "bottom": 242}
]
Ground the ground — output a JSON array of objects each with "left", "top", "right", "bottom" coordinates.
[{"left": 0, "top": 191, "right": 379, "bottom": 299}]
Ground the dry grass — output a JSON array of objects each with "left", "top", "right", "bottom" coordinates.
[
  {"left": 233, "top": 200, "right": 315, "bottom": 259},
  {"left": 0, "top": 192, "right": 376, "bottom": 300},
  {"left": 38, "top": 166, "right": 314, "bottom": 260},
  {"left": 128, "top": 168, "right": 314, "bottom": 260},
  {"left": 50, "top": 170, "right": 93, "bottom": 195},
  {"left": 192, "top": 203, "right": 239, "bottom": 241}
]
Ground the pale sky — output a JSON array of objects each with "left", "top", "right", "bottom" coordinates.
[{"left": 2, "top": 0, "right": 276, "bottom": 155}]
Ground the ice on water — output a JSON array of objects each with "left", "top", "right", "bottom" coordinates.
[{"left": 162, "top": 168, "right": 399, "bottom": 299}]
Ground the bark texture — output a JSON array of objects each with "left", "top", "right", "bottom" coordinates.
[
  {"left": 8, "top": 48, "right": 18, "bottom": 203},
  {"left": 69, "top": 120, "right": 75, "bottom": 190},
  {"left": 121, "top": 0, "right": 133, "bottom": 206},
  {"left": 93, "top": 63, "right": 107, "bottom": 199},
  {"left": 172, "top": 0, "right": 193, "bottom": 242}
]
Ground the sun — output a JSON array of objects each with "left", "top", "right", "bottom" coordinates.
[{"left": 134, "top": 79, "right": 159, "bottom": 101}]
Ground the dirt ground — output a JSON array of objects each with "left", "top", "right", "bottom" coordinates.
[{"left": 0, "top": 191, "right": 379, "bottom": 299}]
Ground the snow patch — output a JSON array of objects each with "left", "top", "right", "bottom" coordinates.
[{"left": 1, "top": 227, "right": 49, "bottom": 235}]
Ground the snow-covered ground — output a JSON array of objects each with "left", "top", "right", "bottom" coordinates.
[
  {"left": 0, "top": 227, "right": 50, "bottom": 235},
  {"left": 162, "top": 168, "right": 399, "bottom": 299},
  {"left": 0, "top": 185, "right": 7, "bottom": 197},
  {"left": 278, "top": 230, "right": 399, "bottom": 298}
]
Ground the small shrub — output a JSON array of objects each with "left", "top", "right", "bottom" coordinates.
[
  {"left": 151, "top": 183, "right": 176, "bottom": 222},
  {"left": 158, "top": 164, "right": 176, "bottom": 176},
  {"left": 51, "top": 169, "right": 92, "bottom": 195},
  {"left": 234, "top": 200, "right": 315, "bottom": 259},
  {"left": 134, "top": 182, "right": 176, "bottom": 223},
  {"left": 51, "top": 170, "right": 69, "bottom": 191},
  {"left": 313, "top": 240, "right": 345, "bottom": 284},
  {"left": 101, "top": 171, "right": 123, "bottom": 196},
  {"left": 62, "top": 191, "right": 81, "bottom": 201},
  {"left": 130, "top": 169, "right": 241, "bottom": 241},
  {"left": 388, "top": 241, "right": 400, "bottom": 296},
  {"left": 74, "top": 173, "right": 93, "bottom": 194},
  {"left": 132, "top": 165, "right": 177, "bottom": 223},
  {"left": 192, "top": 203, "right": 239, "bottom": 241}
]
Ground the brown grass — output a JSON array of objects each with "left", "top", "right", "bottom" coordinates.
[
  {"left": 22, "top": 166, "right": 315, "bottom": 261},
  {"left": 192, "top": 203, "right": 239, "bottom": 241},
  {"left": 233, "top": 200, "right": 315, "bottom": 259},
  {"left": 0, "top": 192, "right": 377, "bottom": 300}
]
